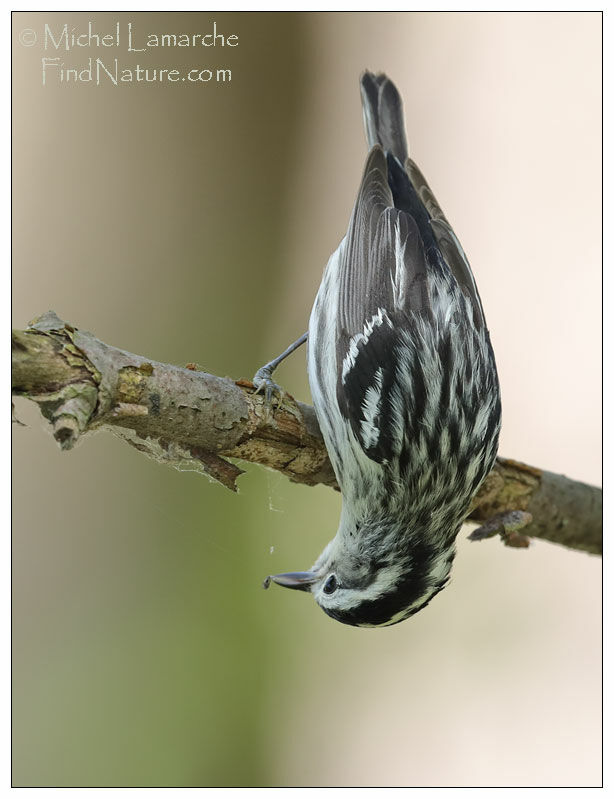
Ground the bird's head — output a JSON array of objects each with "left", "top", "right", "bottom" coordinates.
[{"left": 264, "top": 517, "right": 457, "bottom": 627}]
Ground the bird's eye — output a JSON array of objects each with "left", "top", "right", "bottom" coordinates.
[{"left": 323, "top": 574, "right": 338, "bottom": 594}]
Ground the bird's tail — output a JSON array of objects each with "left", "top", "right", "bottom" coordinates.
[{"left": 360, "top": 71, "right": 408, "bottom": 164}]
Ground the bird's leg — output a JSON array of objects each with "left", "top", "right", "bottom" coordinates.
[
  {"left": 253, "top": 332, "right": 308, "bottom": 406},
  {"left": 468, "top": 510, "right": 533, "bottom": 548}
]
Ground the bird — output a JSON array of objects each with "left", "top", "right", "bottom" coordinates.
[{"left": 256, "top": 71, "right": 501, "bottom": 627}]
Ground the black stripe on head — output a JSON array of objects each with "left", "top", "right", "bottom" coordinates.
[{"left": 320, "top": 541, "right": 454, "bottom": 628}]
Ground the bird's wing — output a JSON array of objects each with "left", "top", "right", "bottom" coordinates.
[
  {"left": 334, "top": 147, "right": 486, "bottom": 465},
  {"left": 335, "top": 146, "right": 433, "bottom": 464},
  {"left": 335, "top": 147, "right": 431, "bottom": 345},
  {"left": 407, "top": 159, "right": 486, "bottom": 330}
]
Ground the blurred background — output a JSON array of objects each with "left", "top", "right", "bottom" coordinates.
[{"left": 12, "top": 11, "right": 601, "bottom": 787}]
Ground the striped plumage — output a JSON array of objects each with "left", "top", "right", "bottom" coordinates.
[{"left": 271, "top": 72, "right": 501, "bottom": 627}]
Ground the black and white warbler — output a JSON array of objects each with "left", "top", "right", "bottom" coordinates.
[{"left": 258, "top": 72, "right": 501, "bottom": 627}]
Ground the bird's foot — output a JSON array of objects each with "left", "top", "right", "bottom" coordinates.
[
  {"left": 468, "top": 510, "right": 533, "bottom": 548},
  {"left": 252, "top": 365, "right": 285, "bottom": 410}
]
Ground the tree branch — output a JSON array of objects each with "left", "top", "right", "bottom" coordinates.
[{"left": 12, "top": 312, "right": 602, "bottom": 556}]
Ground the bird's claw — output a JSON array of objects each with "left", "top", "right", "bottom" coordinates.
[
  {"left": 253, "top": 366, "right": 285, "bottom": 410},
  {"left": 468, "top": 510, "right": 533, "bottom": 548}
]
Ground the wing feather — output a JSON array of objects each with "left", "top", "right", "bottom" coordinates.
[
  {"left": 408, "top": 159, "right": 486, "bottom": 329},
  {"left": 331, "top": 77, "right": 489, "bottom": 465},
  {"left": 336, "top": 148, "right": 431, "bottom": 352},
  {"left": 334, "top": 148, "right": 434, "bottom": 462}
]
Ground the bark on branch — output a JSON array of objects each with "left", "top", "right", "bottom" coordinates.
[{"left": 12, "top": 312, "right": 602, "bottom": 556}]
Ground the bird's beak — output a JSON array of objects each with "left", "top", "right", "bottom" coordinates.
[{"left": 263, "top": 571, "right": 318, "bottom": 592}]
